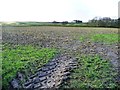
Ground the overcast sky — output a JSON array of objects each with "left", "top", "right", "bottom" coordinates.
[{"left": 0, "top": 0, "right": 119, "bottom": 22}]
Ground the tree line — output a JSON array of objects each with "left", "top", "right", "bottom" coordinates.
[
  {"left": 87, "top": 17, "right": 120, "bottom": 28},
  {"left": 52, "top": 17, "right": 119, "bottom": 28},
  {"left": 2, "top": 17, "right": 119, "bottom": 28}
]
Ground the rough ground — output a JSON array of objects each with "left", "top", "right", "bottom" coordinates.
[
  {"left": 10, "top": 40, "right": 119, "bottom": 89},
  {"left": 10, "top": 54, "right": 77, "bottom": 89},
  {"left": 2, "top": 26, "right": 119, "bottom": 89}
]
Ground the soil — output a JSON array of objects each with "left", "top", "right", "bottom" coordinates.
[{"left": 2, "top": 26, "right": 119, "bottom": 89}]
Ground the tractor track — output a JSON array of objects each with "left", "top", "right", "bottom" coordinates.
[
  {"left": 10, "top": 54, "right": 78, "bottom": 89},
  {"left": 9, "top": 40, "right": 119, "bottom": 89}
]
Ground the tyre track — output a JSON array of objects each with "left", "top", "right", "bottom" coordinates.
[
  {"left": 10, "top": 54, "right": 77, "bottom": 89},
  {"left": 9, "top": 40, "right": 119, "bottom": 89}
]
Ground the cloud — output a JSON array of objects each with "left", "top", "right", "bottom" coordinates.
[{"left": 0, "top": 0, "right": 119, "bottom": 22}]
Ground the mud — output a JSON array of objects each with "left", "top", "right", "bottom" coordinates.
[
  {"left": 10, "top": 54, "right": 78, "bottom": 89},
  {"left": 10, "top": 40, "right": 119, "bottom": 89},
  {"left": 2, "top": 26, "right": 119, "bottom": 89}
]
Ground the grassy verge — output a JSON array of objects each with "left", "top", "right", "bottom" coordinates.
[
  {"left": 2, "top": 43, "right": 57, "bottom": 88},
  {"left": 62, "top": 54, "right": 118, "bottom": 88}
]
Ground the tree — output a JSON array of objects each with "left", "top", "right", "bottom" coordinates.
[
  {"left": 52, "top": 21, "right": 60, "bottom": 23},
  {"left": 88, "top": 17, "right": 118, "bottom": 27},
  {"left": 62, "top": 21, "right": 68, "bottom": 25},
  {"left": 118, "top": 18, "right": 120, "bottom": 28},
  {"left": 73, "top": 20, "right": 82, "bottom": 23}
]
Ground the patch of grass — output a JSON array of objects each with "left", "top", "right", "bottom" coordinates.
[
  {"left": 79, "top": 33, "right": 118, "bottom": 44},
  {"left": 2, "top": 44, "right": 57, "bottom": 88},
  {"left": 91, "top": 34, "right": 118, "bottom": 44},
  {"left": 63, "top": 54, "right": 117, "bottom": 88},
  {"left": 80, "top": 36, "right": 85, "bottom": 42}
]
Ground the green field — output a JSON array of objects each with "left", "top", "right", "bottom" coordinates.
[{"left": 2, "top": 44, "right": 57, "bottom": 88}]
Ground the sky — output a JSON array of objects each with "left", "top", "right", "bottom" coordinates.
[{"left": 0, "top": 0, "right": 119, "bottom": 22}]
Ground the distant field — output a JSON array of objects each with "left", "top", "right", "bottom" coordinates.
[{"left": 2, "top": 26, "right": 119, "bottom": 89}]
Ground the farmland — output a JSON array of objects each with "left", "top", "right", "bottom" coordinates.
[{"left": 2, "top": 26, "right": 119, "bottom": 89}]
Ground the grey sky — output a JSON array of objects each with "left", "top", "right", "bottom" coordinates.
[{"left": 0, "top": 0, "right": 119, "bottom": 22}]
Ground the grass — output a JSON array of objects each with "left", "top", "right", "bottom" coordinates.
[
  {"left": 63, "top": 54, "right": 118, "bottom": 88},
  {"left": 2, "top": 26, "right": 119, "bottom": 89},
  {"left": 79, "top": 33, "right": 118, "bottom": 44},
  {"left": 91, "top": 34, "right": 118, "bottom": 44},
  {"left": 2, "top": 43, "right": 57, "bottom": 88}
]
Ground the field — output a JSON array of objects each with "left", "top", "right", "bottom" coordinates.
[{"left": 2, "top": 26, "right": 119, "bottom": 89}]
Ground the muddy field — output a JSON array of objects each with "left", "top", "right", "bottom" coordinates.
[{"left": 2, "top": 26, "right": 120, "bottom": 89}]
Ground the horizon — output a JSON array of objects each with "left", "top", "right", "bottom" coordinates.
[{"left": 0, "top": 16, "right": 119, "bottom": 23}]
